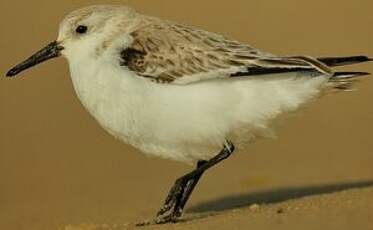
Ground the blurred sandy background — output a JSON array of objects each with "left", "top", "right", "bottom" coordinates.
[{"left": 0, "top": 0, "right": 372, "bottom": 229}]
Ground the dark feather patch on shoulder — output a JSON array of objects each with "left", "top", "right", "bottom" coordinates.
[{"left": 120, "top": 47, "right": 147, "bottom": 72}]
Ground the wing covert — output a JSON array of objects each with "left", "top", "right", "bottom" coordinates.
[{"left": 119, "top": 19, "right": 333, "bottom": 84}]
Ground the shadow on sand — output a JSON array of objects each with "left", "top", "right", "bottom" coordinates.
[{"left": 188, "top": 180, "right": 373, "bottom": 213}]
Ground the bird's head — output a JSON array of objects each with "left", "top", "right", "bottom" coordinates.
[{"left": 6, "top": 5, "right": 138, "bottom": 77}]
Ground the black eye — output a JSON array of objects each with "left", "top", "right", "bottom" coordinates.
[{"left": 75, "top": 25, "right": 88, "bottom": 34}]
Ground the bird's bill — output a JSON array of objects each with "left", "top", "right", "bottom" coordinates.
[{"left": 6, "top": 41, "right": 64, "bottom": 77}]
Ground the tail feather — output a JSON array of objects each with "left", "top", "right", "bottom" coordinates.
[
  {"left": 317, "top": 56, "right": 372, "bottom": 91},
  {"left": 318, "top": 56, "right": 372, "bottom": 67},
  {"left": 328, "top": 71, "right": 370, "bottom": 91},
  {"left": 331, "top": 71, "right": 370, "bottom": 80}
]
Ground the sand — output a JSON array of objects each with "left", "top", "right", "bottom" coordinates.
[
  {"left": 62, "top": 187, "right": 373, "bottom": 230},
  {"left": 1, "top": 0, "right": 372, "bottom": 230}
]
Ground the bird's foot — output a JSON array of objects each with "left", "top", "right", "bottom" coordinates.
[
  {"left": 155, "top": 212, "right": 181, "bottom": 224},
  {"left": 155, "top": 178, "right": 187, "bottom": 224}
]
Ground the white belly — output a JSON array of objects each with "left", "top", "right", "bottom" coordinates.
[{"left": 69, "top": 60, "right": 328, "bottom": 163}]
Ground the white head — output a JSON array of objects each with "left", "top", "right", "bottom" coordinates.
[{"left": 7, "top": 5, "right": 139, "bottom": 77}]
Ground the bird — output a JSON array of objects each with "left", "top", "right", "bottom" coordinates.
[{"left": 6, "top": 4, "right": 371, "bottom": 224}]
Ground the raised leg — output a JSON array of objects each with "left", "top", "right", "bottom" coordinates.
[{"left": 156, "top": 141, "right": 235, "bottom": 224}]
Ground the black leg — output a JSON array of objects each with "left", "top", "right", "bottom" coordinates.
[
  {"left": 155, "top": 160, "right": 206, "bottom": 224},
  {"left": 175, "top": 160, "right": 207, "bottom": 216},
  {"left": 156, "top": 141, "right": 235, "bottom": 224}
]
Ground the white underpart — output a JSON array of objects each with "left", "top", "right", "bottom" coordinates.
[{"left": 66, "top": 47, "right": 328, "bottom": 163}]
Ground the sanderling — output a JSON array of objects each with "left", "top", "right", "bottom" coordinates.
[{"left": 6, "top": 5, "right": 371, "bottom": 224}]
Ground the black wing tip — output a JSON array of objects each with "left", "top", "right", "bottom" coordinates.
[
  {"left": 356, "top": 56, "right": 373, "bottom": 62},
  {"left": 353, "top": 71, "right": 371, "bottom": 77},
  {"left": 318, "top": 55, "right": 373, "bottom": 67},
  {"left": 346, "top": 55, "right": 372, "bottom": 61}
]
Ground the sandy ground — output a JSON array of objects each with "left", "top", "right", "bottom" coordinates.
[
  {"left": 63, "top": 187, "right": 373, "bottom": 230},
  {"left": 1, "top": 1, "right": 373, "bottom": 230}
]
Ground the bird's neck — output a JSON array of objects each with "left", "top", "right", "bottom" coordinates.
[{"left": 67, "top": 54, "right": 145, "bottom": 114}]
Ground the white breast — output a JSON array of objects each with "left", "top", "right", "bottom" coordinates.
[{"left": 67, "top": 57, "right": 328, "bottom": 163}]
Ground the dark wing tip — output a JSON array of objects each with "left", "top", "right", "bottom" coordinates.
[
  {"left": 347, "top": 55, "right": 372, "bottom": 62},
  {"left": 357, "top": 56, "right": 372, "bottom": 62},
  {"left": 353, "top": 71, "right": 371, "bottom": 76},
  {"left": 318, "top": 55, "right": 372, "bottom": 67},
  {"left": 355, "top": 56, "right": 372, "bottom": 62}
]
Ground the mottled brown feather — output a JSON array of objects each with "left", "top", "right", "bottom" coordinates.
[{"left": 119, "top": 17, "right": 333, "bottom": 84}]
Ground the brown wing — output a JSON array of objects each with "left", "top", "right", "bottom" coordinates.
[{"left": 119, "top": 19, "right": 333, "bottom": 84}]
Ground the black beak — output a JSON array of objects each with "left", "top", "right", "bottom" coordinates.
[{"left": 6, "top": 41, "right": 64, "bottom": 77}]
